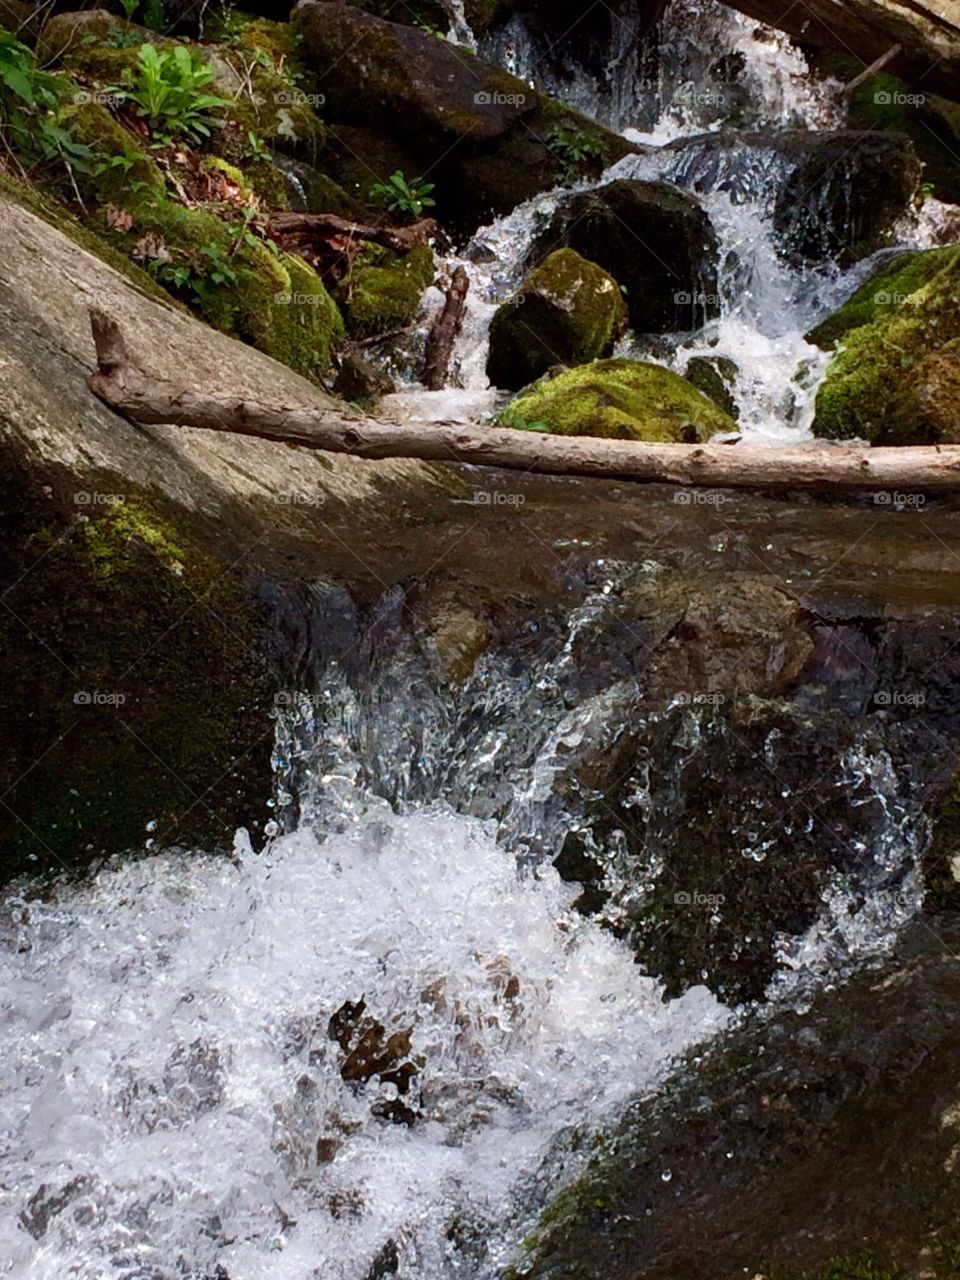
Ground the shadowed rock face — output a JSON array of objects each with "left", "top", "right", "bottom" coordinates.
[
  {"left": 527, "top": 180, "right": 721, "bottom": 332},
  {"left": 292, "top": 1, "right": 636, "bottom": 233}
]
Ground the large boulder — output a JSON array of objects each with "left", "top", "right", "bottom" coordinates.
[
  {"left": 663, "top": 130, "right": 921, "bottom": 265},
  {"left": 0, "top": 193, "right": 447, "bottom": 877},
  {"left": 486, "top": 249, "right": 628, "bottom": 390},
  {"left": 720, "top": 0, "right": 960, "bottom": 104},
  {"left": 527, "top": 180, "right": 720, "bottom": 333},
  {"left": 292, "top": 1, "right": 636, "bottom": 232},
  {"left": 500, "top": 358, "right": 737, "bottom": 441},
  {"left": 808, "top": 244, "right": 960, "bottom": 443}
]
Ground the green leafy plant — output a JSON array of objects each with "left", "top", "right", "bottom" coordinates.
[
  {"left": 147, "top": 239, "right": 238, "bottom": 306},
  {"left": 245, "top": 128, "right": 270, "bottom": 161},
  {"left": 108, "top": 43, "right": 230, "bottom": 144},
  {"left": 547, "top": 124, "right": 605, "bottom": 184},
  {"left": 369, "top": 169, "right": 436, "bottom": 220},
  {"left": 0, "top": 27, "right": 93, "bottom": 173},
  {"left": 496, "top": 405, "right": 553, "bottom": 433}
]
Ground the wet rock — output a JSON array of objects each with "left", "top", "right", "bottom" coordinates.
[
  {"left": 923, "top": 766, "right": 960, "bottom": 910},
  {"left": 328, "top": 998, "right": 423, "bottom": 1124},
  {"left": 528, "top": 180, "right": 720, "bottom": 332},
  {"left": 772, "top": 131, "right": 920, "bottom": 264},
  {"left": 20, "top": 1176, "right": 98, "bottom": 1240},
  {"left": 500, "top": 358, "right": 737, "bottom": 442},
  {"left": 682, "top": 354, "right": 739, "bottom": 419},
  {"left": 293, "top": 1, "right": 635, "bottom": 232},
  {"left": 486, "top": 249, "right": 628, "bottom": 390},
  {"left": 510, "top": 916, "right": 960, "bottom": 1280},
  {"left": 334, "top": 353, "right": 396, "bottom": 403}
]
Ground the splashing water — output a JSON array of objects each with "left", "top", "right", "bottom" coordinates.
[{"left": 0, "top": 807, "right": 728, "bottom": 1280}]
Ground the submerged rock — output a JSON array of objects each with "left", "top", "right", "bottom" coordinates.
[
  {"left": 486, "top": 249, "right": 627, "bottom": 391},
  {"left": 809, "top": 244, "right": 960, "bottom": 443},
  {"left": 501, "top": 358, "right": 737, "bottom": 441},
  {"left": 527, "top": 179, "right": 720, "bottom": 332}
]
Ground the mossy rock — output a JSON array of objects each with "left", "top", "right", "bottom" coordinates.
[
  {"left": 210, "top": 50, "right": 328, "bottom": 159},
  {"left": 0, "top": 474, "right": 274, "bottom": 878},
  {"left": 63, "top": 100, "right": 166, "bottom": 205},
  {"left": 501, "top": 358, "right": 737, "bottom": 442},
  {"left": 809, "top": 244, "right": 960, "bottom": 443},
  {"left": 336, "top": 243, "right": 435, "bottom": 340},
  {"left": 43, "top": 17, "right": 167, "bottom": 82},
  {"left": 683, "top": 354, "right": 740, "bottom": 419},
  {"left": 94, "top": 190, "right": 343, "bottom": 379},
  {"left": 323, "top": 124, "right": 425, "bottom": 217},
  {"left": 486, "top": 248, "right": 627, "bottom": 391}
]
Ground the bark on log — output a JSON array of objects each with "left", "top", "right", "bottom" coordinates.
[
  {"left": 87, "top": 311, "right": 960, "bottom": 493},
  {"left": 422, "top": 266, "right": 470, "bottom": 391},
  {"left": 265, "top": 212, "right": 438, "bottom": 256}
]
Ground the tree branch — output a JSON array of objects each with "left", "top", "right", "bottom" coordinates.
[{"left": 87, "top": 311, "right": 960, "bottom": 493}]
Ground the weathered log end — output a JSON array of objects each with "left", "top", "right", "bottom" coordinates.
[{"left": 89, "top": 308, "right": 131, "bottom": 376}]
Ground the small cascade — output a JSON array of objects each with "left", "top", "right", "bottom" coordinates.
[{"left": 442, "top": 0, "right": 476, "bottom": 48}]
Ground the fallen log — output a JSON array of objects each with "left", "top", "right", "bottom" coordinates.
[
  {"left": 265, "top": 212, "right": 438, "bottom": 257},
  {"left": 87, "top": 311, "right": 960, "bottom": 493},
  {"left": 422, "top": 266, "right": 469, "bottom": 391}
]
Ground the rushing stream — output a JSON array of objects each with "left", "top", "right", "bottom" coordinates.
[
  {"left": 385, "top": 0, "right": 937, "bottom": 438},
  {"left": 0, "top": 2, "right": 949, "bottom": 1277}
]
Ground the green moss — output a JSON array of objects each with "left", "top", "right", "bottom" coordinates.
[
  {"left": 501, "top": 357, "right": 737, "bottom": 442},
  {"left": 89, "top": 187, "right": 342, "bottom": 378},
  {"left": 810, "top": 244, "right": 960, "bottom": 442},
  {"left": 0, "top": 477, "right": 274, "bottom": 879},
  {"left": 337, "top": 243, "right": 435, "bottom": 340},
  {"left": 683, "top": 355, "right": 740, "bottom": 419},
  {"left": 63, "top": 100, "right": 166, "bottom": 205},
  {"left": 241, "top": 155, "right": 289, "bottom": 209},
  {"left": 487, "top": 248, "right": 627, "bottom": 389},
  {"left": 215, "top": 54, "right": 327, "bottom": 160}
]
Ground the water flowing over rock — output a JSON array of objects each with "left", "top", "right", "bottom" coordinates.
[{"left": 719, "top": 0, "right": 960, "bottom": 104}]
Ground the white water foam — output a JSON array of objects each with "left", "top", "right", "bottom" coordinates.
[{"left": 0, "top": 805, "right": 728, "bottom": 1280}]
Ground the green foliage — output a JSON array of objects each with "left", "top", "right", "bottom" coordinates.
[
  {"left": 547, "top": 123, "right": 605, "bottom": 183},
  {"left": 108, "top": 43, "right": 229, "bottom": 144},
  {"left": 245, "top": 128, "right": 270, "bottom": 161},
  {"left": 369, "top": 169, "right": 436, "bottom": 219},
  {"left": 496, "top": 405, "right": 552, "bottom": 433},
  {"left": 0, "top": 27, "right": 93, "bottom": 173}
]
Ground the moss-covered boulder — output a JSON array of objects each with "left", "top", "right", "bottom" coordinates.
[
  {"left": 528, "top": 180, "right": 720, "bottom": 333},
  {"left": 335, "top": 243, "right": 435, "bottom": 340},
  {"left": 486, "top": 249, "right": 627, "bottom": 391},
  {"left": 293, "top": 0, "right": 635, "bottom": 231},
  {"left": 809, "top": 244, "right": 960, "bottom": 443},
  {"left": 501, "top": 358, "right": 737, "bottom": 441}
]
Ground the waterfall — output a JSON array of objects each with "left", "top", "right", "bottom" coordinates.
[{"left": 384, "top": 0, "right": 930, "bottom": 439}]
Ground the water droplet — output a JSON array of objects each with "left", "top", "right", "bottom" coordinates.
[{"left": 661, "top": 1169, "right": 672, "bottom": 1183}]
